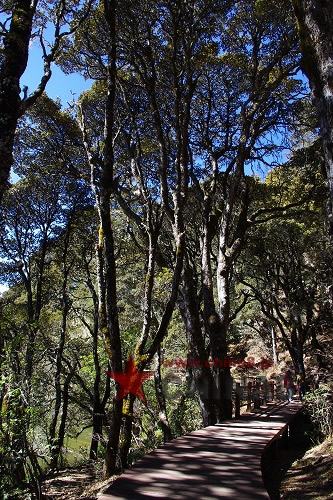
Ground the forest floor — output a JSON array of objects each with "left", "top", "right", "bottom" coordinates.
[
  {"left": 280, "top": 435, "right": 333, "bottom": 499},
  {"left": 41, "top": 463, "right": 114, "bottom": 499}
]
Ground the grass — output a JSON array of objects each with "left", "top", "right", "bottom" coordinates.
[{"left": 62, "top": 427, "right": 92, "bottom": 466}]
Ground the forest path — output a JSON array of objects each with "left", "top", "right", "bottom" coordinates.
[
  {"left": 42, "top": 463, "right": 97, "bottom": 498},
  {"left": 99, "top": 401, "right": 302, "bottom": 499}
]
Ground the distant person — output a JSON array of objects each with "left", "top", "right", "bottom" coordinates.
[
  {"left": 296, "top": 374, "right": 306, "bottom": 402},
  {"left": 284, "top": 370, "right": 294, "bottom": 402}
]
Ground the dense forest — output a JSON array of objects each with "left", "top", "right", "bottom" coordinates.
[{"left": 0, "top": 0, "right": 332, "bottom": 498}]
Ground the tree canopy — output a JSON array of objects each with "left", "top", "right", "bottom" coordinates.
[{"left": 0, "top": 0, "right": 332, "bottom": 497}]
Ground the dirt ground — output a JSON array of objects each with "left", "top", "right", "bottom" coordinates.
[
  {"left": 41, "top": 463, "right": 114, "bottom": 499},
  {"left": 280, "top": 436, "right": 333, "bottom": 500}
]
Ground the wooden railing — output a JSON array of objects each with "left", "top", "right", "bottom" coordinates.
[{"left": 233, "top": 379, "right": 283, "bottom": 416}]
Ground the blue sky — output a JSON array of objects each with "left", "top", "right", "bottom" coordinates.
[
  {"left": 1, "top": 28, "right": 309, "bottom": 294},
  {"left": 1, "top": 39, "right": 92, "bottom": 294},
  {"left": 8, "top": 35, "right": 92, "bottom": 187},
  {"left": 22, "top": 36, "right": 92, "bottom": 107}
]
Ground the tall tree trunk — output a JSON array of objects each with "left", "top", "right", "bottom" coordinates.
[
  {"left": 215, "top": 254, "right": 233, "bottom": 421},
  {"left": 0, "top": 0, "right": 35, "bottom": 202},
  {"left": 292, "top": 0, "right": 333, "bottom": 241},
  {"left": 119, "top": 393, "right": 135, "bottom": 470},
  {"left": 85, "top": 0, "right": 124, "bottom": 478},
  {"left": 216, "top": 174, "right": 249, "bottom": 420},
  {"left": 201, "top": 204, "right": 231, "bottom": 422},
  {"left": 99, "top": 193, "right": 123, "bottom": 476},
  {"left": 178, "top": 260, "right": 217, "bottom": 426},
  {"left": 289, "top": 324, "right": 306, "bottom": 377},
  {"left": 216, "top": 214, "right": 235, "bottom": 421},
  {"left": 0, "top": 325, "right": 4, "bottom": 433}
]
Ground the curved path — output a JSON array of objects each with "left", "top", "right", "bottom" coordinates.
[{"left": 99, "top": 402, "right": 301, "bottom": 499}]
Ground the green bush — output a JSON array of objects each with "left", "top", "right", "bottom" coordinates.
[{"left": 303, "top": 385, "right": 333, "bottom": 440}]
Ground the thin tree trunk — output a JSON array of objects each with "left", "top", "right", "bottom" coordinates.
[
  {"left": 83, "top": 250, "right": 105, "bottom": 460},
  {"left": 289, "top": 326, "right": 306, "bottom": 377},
  {"left": 271, "top": 326, "right": 278, "bottom": 365},
  {"left": 90, "top": 408, "right": 104, "bottom": 460},
  {"left": 50, "top": 229, "right": 71, "bottom": 469},
  {"left": 310, "top": 327, "right": 327, "bottom": 370},
  {"left": 154, "top": 347, "right": 173, "bottom": 442},
  {"left": 54, "top": 369, "right": 75, "bottom": 469}
]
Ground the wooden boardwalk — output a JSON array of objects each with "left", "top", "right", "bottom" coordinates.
[{"left": 99, "top": 402, "right": 302, "bottom": 499}]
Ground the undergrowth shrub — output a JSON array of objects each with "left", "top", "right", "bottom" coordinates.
[{"left": 303, "top": 385, "right": 333, "bottom": 441}]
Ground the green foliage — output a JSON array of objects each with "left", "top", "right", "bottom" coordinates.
[
  {"left": 1, "top": 0, "right": 333, "bottom": 494},
  {"left": 0, "top": 383, "right": 31, "bottom": 498},
  {"left": 303, "top": 386, "right": 333, "bottom": 440},
  {"left": 169, "top": 395, "right": 203, "bottom": 438},
  {"left": 237, "top": 150, "right": 331, "bottom": 376}
]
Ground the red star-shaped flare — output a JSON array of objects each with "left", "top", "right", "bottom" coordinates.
[{"left": 106, "top": 355, "right": 155, "bottom": 403}]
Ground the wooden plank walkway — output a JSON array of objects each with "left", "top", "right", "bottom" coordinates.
[{"left": 99, "top": 402, "right": 302, "bottom": 500}]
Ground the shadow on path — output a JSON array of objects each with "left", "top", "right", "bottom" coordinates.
[{"left": 99, "top": 402, "right": 302, "bottom": 499}]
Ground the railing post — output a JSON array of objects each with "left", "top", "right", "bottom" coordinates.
[
  {"left": 270, "top": 381, "right": 274, "bottom": 401},
  {"left": 281, "top": 427, "right": 288, "bottom": 449},
  {"left": 235, "top": 383, "right": 241, "bottom": 418},
  {"left": 246, "top": 381, "right": 252, "bottom": 412},
  {"left": 254, "top": 379, "right": 261, "bottom": 409},
  {"left": 263, "top": 380, "right": 268, "bottom": 406}
]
